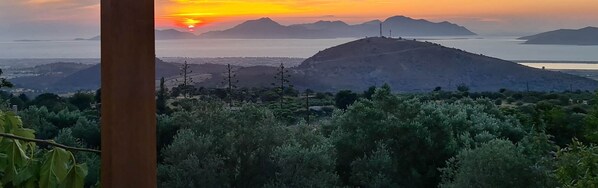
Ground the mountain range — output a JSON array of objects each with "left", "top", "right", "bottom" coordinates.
[
  {"left": 73, "top": 16, "right": 476, "bottom": 40},
  {"left": 520, "top": 27, "right": 598, "bottom": 45},
  {"left": 200, "top": 16, "right": 476, "bottom": 39}
]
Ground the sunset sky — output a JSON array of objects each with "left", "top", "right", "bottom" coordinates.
[{"left": 1, "top": 0, "right": 598, "bottom": 40}]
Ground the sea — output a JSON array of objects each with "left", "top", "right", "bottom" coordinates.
[{"left": 0, "top": 36, "right": 597, "bottom": 69}]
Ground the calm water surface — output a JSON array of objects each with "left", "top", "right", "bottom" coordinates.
[{"left": 1, "top": 37, "right": 598, "bottom": 66}]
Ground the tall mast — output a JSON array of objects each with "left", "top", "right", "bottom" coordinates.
[{"left": 379, "top": 23, "right": 383, "bottom": 37}]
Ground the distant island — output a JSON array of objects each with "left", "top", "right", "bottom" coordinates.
[
  {"left": 13, "top": 39, "right": 52, "bottom": 42},
  {"left": 520, "top": 27, "right": 598, "bottom": 45},
  {"left": 75, "top": 29, "right": 197, "bottom": 41},
  {"left": 199, "top": 16, "right": 476, "bottom": 39}
]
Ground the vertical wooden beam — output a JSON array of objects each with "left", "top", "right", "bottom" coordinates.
[{"left": 101, "top": 0, "right": 156, "bottom": 186}]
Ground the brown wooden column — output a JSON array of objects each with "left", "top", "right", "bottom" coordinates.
[{"left": 100, "top": 0, "right": 156, "bottom": 186}]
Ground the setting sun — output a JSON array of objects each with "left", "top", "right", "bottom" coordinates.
[{"left": 183, "top": 18, "right": 201, "bottom": 30}]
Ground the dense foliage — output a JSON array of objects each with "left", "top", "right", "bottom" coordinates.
[
  {"left": 155, "top": 85, "right": 598, "bottom": 187},
  {"left": 2, "top": 83, "right": 598, "bottom": 187}
]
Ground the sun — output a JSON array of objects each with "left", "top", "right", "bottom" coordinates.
[{"left": 182, "top": 18, "right": 202, "bottom": 31}]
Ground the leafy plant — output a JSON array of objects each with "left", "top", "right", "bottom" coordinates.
[{"left": 0, "top": 111, "right": 89, "bottom": 188}]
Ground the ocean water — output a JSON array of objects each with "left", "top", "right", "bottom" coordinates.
[{"left": 1, "top": 37, "right": 598, "bottom": 63}]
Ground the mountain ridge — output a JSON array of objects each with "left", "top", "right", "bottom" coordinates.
[{"left": 200, "top": 16, "right": 476, "bottom": 39}]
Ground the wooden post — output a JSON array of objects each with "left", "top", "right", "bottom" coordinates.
[{"left": 101, "top": 0, "right": 156, "bottom": 186}]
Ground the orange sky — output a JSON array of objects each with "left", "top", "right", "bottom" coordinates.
[
  {"left": 2, "top": 0, "right": 598, "bottom": 39},
  {"left": 157, "top": 0, "right": 598, "bottom": 30}
]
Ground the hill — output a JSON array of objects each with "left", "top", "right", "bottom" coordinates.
[
  {"left": 10, "top": 62, "right": 93, "bottom": 90},
  {"left": 50, "top": 59, "right": 232, "bottom": 91},
  {"left": 520, "top": 27, "right": 598, "bottom": 45},
  {"left": 201, "top": 37, "right": 598, "bottom": 92},
  {"left": 199, "top": 16, "right": 476, "bottom": 39}
]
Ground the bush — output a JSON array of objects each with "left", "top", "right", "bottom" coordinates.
[
  {"left": 556, "top": 140, "right": 598, "bottom": 187},
  {"left": 440, "top": 139, "right": 554, "bottom": 188}
]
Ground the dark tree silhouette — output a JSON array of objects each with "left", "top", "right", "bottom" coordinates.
[
  {"left": 272, "top": 63, "right": 291, "bottom": 109},
  {"left": 176, "top": 60, "right": 193, "bottom": 98},
  {"left": 222, "top": 64, "right": 238, "bottom": 108},
  {"left": 335, "top": 90, "right": 358, "bottom": 110},
  {"left": 457, "top": 83, "right": 470, "bottom": 93},
  {"left": 0, "top": 69, "right": 13, "bottom": 88}
]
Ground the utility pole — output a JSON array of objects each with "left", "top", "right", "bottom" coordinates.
[
  {"left": 379, "top": 23, "right": 383, "bottom": 37},
  {"left": 526, "top": 82, "right": 530, "bottom": 92}
]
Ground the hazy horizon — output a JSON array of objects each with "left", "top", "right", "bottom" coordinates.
[{"left": 2, "top": 0, "right": 598, "bottom": 40}]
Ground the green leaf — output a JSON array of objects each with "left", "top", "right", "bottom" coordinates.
[
  {"left": 60, "top": 164, "right": 88, "bottom": 188},
  {"left": 0, "top": 139, "right": 31, "bottom": 183},
  {"left": 13, "top": 160, "right": 40, "bottom": 186},
  {"left": 2, "top": 112, "right": 24, "bottom": 133},
  {"left": 13, "top": 128, "right": 35, "bottom": 139},
  {"left": 39, "top": 148, "right": 72, "bottom": 188},
  {"left": 13, "top": 128, "right": 37, "bottom": 151},
  {"left": 0, "top": 147, "right": 7, "bottom": 174}
]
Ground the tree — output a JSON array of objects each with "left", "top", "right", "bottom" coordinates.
[
  {"left": 158, "top": 129, "right": 228, "bottom": 188},
  {"left": 68, "top": 92, "right": 95, "bottom": 111},
  {"left": 326, "top": 85, "right": 526, "bottom": 187},
  {"left": 158, "top": 102, "right": 291, "bottom": 187},
  {"left": 94, "top": 88, "right": 101, "bottom": 103},
  {"left": 157, "top": 77, "right": 169, "bottom": 114},
  {"left": 334, "top": 90, "right": 358, "bottom": 110},
  {"left": 71, "top": 117, "right": 101, "bottom": 148},
  {"left": 176, "top": 60, "right": 194, "bottom": 98},
  {"left": 222, "top": 64, "right": 238, "bottom": 108},
  {"left": 362, "top": 86, "right": 377, "bottom": 99},
  {"left": 584, "top": 92, "right": 598, "bottom": 143},
  {"left": 555, "top": 139, "right": 598, "bottom": 187},
  {"left": 350, "top": 143, "right": 397, "bottom": 187},
  {"left": 267, "top": 141, "right": 339, "bottom": 188},
  {"left": 457, "top": 83, "right": 469, "bottom": 93},
  {"left": 272, "top": 63, "right": 291, "bottom": 109},
  {"left": 0, "top": 68, "right": 14, "bottom": 88},
  {"left": 440, "top": 139, "right": 555, "bottom": 188},
  {"left": 29, "top": 93, "right": 72, "bottom": 112},
  {"left": 18, "top": 93, "right": 30, "bottom": 103}
]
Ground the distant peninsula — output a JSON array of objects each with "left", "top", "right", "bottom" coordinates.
[
  {"left": 520, "top": 27, "right": 598, "bottom": 45},
  {"left": 76, "top": 29, "right": 197, "bottom": 41},
  {"left": 199, "top": 16, "right": 476, "bottom": 39}
]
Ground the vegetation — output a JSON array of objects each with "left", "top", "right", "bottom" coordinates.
[
  {"left": 2, "top": 76, "right": 598, "bottom": 187},
  {"left": 0, "top": 75, "right": 97, "bottom": 188}
]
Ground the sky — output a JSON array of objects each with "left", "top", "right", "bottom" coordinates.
[{"left": 1, "top": 0, "right": 598, "bottom": 40}]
